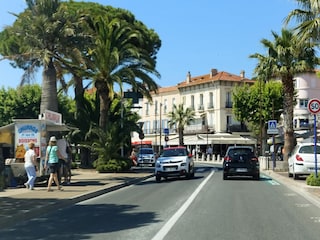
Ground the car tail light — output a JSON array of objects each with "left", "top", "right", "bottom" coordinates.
[
  {"left": 251, "top": 157, "right": 258, "bottom": 161},
  {"left": 295, "top": 154, "right": 304, "bottom": 161},
  {"left": 224, "top": 156, "right": 232, "bottom": 162}
]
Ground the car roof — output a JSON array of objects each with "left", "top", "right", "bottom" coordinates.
[
  {"left": 296, "top": 142, "right": 320, "bottom": 146},
  {"left": 164, "top": 146, "right": 186, "bottom": 150},
  {"left": 227, "top": 146, "right": 254, "bottom": 150}
]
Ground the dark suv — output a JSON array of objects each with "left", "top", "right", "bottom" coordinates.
[{"left": 223, "top": 146, "right": 259, "bottom": 180}]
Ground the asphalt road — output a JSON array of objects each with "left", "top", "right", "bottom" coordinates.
[{"left": 1, "top": 164, "right": 320, "bottom": 240}]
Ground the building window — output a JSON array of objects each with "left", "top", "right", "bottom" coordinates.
[
  {"left": 208, "top": 92, "right": 214, "bottom": 108},
  {"left": 164, "top": 99, "right": 167, "bottom": 114},
  {"left": 155, "top": 100, "right": 158, "bottom": 114},
  {"left": 191, "top": 95, "right": 195, "bottom": 110},
  {"left": 226, "top": 92, "right": 232, "bottom": 108},
  {"left": 145, "top": 102, "right": 149, "bottom": 115},
  {"left": 299, "top": 99, "right": 308, "bottom": 108}
]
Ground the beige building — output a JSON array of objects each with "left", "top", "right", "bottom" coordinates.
[{"left": 132, "top": 69, "right": 257, "bottom": 154}]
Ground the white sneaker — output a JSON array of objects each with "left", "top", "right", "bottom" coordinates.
[{"left": 24, "top": 183, "right": 29, "bottom": 189}]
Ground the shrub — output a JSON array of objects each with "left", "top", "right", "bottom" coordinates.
[
  {"left": 306, "top": 173, "right": 320, "bottom": 186},
  {"left": 95, "top": 157, "right": 133, "bottom": 173}
]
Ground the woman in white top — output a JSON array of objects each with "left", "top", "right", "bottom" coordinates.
[{"left": 24, "top": 142, "right": 37, "bottom": 190}]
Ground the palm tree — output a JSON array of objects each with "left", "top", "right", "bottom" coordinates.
[
  {"left": 167, "top": 104, "right": 195, "bottom": 146},
  {"left": 285, "top": 0, "right": 320, "bottom": 44},
  {"left": 88, "top": 16, "right": 160, "bottom": 130},
  {"left": 250, "top": 28, "right": 318, "bottom": 163},
  {"left": 0, "top": 0, "right": 84, "bottom": 114}
]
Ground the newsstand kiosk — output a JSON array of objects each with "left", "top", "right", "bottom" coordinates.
[{"left": 0, "top": 110, "right": 71, "bottom": 186}]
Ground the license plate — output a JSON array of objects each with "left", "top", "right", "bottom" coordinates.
[
  {"left": 164, "top": 167, "right": 176, "bottom": 171},
  {"left": 236, "top": 168, "right": 248, "bottom": 172}
]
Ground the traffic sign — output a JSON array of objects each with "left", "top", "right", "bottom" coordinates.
[
  {"left": 308, "top": 98, "right": 320, "bottom": 115},
  {"left": 267, "top": 120, "right": 278, "bottom": 135}
]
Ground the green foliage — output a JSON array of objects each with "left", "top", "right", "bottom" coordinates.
[
  {"left": 233, "top": 81, "right": 283, "bottom": 136},
  {"left": 95, "top": 158, "right": 133, "bottom": 173},
  {"left": 0, "top": 85, "right": 41, "bottom": 126},
  {"left": 306, "top": 173, "right": 320, "bottom": 186},
  {"left": 0, "top": 84, "right": 75, "bottom": 127}
]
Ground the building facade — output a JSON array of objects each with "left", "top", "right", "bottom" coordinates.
[{"left": 132, "top": 69, "right": 257, "bottom": 155}]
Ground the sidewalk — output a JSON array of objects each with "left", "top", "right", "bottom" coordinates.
[{"left": 0, "top": 168, "right": 154, "bottom": 229}]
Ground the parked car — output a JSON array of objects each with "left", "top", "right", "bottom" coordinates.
[
  {"left": 288, "top": 142, "right": 320, "bottom": 179},
  {"left": 155, "top": 146, "right": 194, "bottom": 182},
  {"left": 137, "top": 148, "right": 156, "bottom": 167},
  {"left": 223, "top": 146, "right": 259, "bottom": 180}
]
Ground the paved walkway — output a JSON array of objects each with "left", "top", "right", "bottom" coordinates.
[{"left": 0, "top": 168, "right": 153, "bottom": 229}]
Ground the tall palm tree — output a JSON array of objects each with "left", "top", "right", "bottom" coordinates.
[
  {"left": 88, "top": 16, "right": 160, "bottom": 130},
  {"left": 250, "top": 28, "right": 318, "bottom": 162},
  {"left": 168, "top": 104, "right": 195, "bottom": 146}
]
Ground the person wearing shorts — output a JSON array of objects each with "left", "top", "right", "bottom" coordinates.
[{"left": 45, "top": 136, "right": 65, "bottom": 192}]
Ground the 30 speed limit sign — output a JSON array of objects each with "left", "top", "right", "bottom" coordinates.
[{"left": 308, "top": 98, "right": 320, "bottom": 114}]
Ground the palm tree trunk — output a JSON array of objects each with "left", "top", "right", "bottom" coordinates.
[
  {"left": 95, "top": 81, "right": 110, "bottom": 130},
  {"left": 179, "top": 128, "right": 184, "bottom": 145},
  {"left": 282, "top": 75, "right": 295, "bottom": 164},
  {"left": 40, "top": 59, "right": 58, "bottom": 114},
  {"left": 74, "top": 75, "right": 85, "bottom": 119}
]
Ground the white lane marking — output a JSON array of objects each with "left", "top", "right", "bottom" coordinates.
[{"left": 151, "top": 171, "right": 215, "bottom": 240}]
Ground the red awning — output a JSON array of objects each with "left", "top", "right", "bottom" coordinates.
[{"left": 132, "top": 140, "right": 152, "bottom": 145}]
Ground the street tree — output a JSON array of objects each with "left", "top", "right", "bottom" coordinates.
[
  {"left": 250, "top": 28, "right": 319, "bottom": 162},
  {"left": 168, "top": 104, "right": 195, "bottom": 146},
  {"left": 233, "top": 81, "right": 283, "bottom": 153}
]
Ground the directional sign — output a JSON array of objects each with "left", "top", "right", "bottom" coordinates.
[
  {"left": 267, "top": 120, "right": 278, "bottom": 135},
  {"left": 308, "top": 98, "right": 320, "bottom": 115}
]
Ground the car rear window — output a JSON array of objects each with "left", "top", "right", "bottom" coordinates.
[
  {"left": 298, "top": 145, "right": 320, "bottom": 154},
  {"left": 139, "top": 149, "right": 154, "bottom": 154},
  {"left": 227, "top": 148, "right": 253, "bottom": 157}
]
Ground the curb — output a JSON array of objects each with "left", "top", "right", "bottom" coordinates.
[{"left": 0, "top": 174, "right": 154, "bottom": 229}]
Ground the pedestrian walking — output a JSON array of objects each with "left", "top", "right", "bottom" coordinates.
[
  {"left": 130, "top": 148, "right": 137, "bottom": 166},
  {"left": 24, "top": 142, "right": 37, "bottom": 190},
  {"left": 45, "top": 136, "right": 65, "bottom": 192},
  {"left": 57, "top": 136, "right": 71, "bottom": 185}
]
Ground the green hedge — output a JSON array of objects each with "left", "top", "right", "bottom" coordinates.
[{"left": 306, "top": 173, "right": 320, "bottom": 186}]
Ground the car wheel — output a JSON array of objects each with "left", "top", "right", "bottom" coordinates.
[
  {"left": 223, "top": 173, "right": 228, "bottom": 180},
  {"left": 288, "top": 171, "right": 293, "bottom": 178},
  {"left": 155, "top": 175, "right": 161, "bottom": 182},
  {"left": 186, "top": 165, "right": 194, "bottom": 179},
  {"left": 293, "top": 172, "right": 300, "bottom": 180},
  {"left": 253, "top": 174, "right": 260, "bottom": 180}
]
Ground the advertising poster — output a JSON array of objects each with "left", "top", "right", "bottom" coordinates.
[{"left": 15, "top": 123, "right": 41, "bottom": 159}]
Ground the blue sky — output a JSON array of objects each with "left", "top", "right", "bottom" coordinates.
[{"left": 0, "top": 0, "right": 297, "bottom": 89}]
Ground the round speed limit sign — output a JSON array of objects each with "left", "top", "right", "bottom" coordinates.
[{"left": 308, "top": 98, "right": 320, "bottom": 114}]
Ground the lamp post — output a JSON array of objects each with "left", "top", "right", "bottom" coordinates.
[{"left": 159, "top": 103, "right": 162, "bottom": 153}]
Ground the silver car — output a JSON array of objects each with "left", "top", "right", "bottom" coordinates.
[
  {"left": 137, "top": 148, "right": 156, "bottom": 167},
  {"left": 155, "top": 146, "right": 194, "bottom": 182},
  {"left": 288, "top": 142, "right": 320, "bottom": 179}
]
